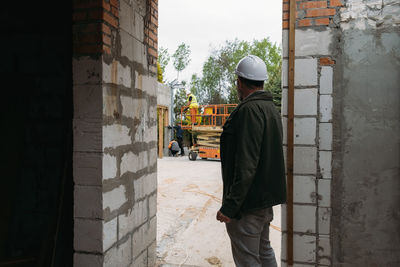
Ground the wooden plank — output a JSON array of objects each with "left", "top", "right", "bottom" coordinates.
[
  {"left": 158, "top": 108, "right": 164, "bottom": 158},
  {"left": 287, "top": 0, "right": 296, "bottom": 265},
  {"left": 192, "top": 126, "right": 223, "bottom": 132}
]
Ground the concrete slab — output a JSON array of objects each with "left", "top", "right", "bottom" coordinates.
[{"left": 156, "top": 156, "right": 282, "bottom": 267}]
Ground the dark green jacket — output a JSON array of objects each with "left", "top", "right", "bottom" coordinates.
[{"left": 219, "top": 90, "right": 287, "bottom": 219}]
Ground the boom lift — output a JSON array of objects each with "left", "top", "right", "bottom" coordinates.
[{"left": 180, "top": 104, "right": 237, "bottom": 160}]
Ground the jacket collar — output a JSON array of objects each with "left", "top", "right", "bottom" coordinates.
[
  {"left": 241, "top": 90, "right": 273, "bottom": 104},
  {"left": 224, "top": 90, "right": 273, "bottom": 127}
]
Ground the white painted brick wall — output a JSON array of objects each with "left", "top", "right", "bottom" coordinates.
[
  {"left": 148, "top": 194, "right": 157, "bottom": 218},
  {"left": 120, "top": 0, "right": 135, "bottom": 37},
  {"left": 134, "top": 173, "right": 157, "bottom": 200},
  {"left": 120, "top": 30, "right": 147, "bottom": 66},
  {"left": 282, "top": 233, "right": 316, "bottom": 263},
  {"left": 104, "top": 236, "right": 132, "bottom": 267},
  {"left": 320, "top": 66, "right": 333, "bottom": 94},
  {"left": 131, "top": 217, "right": 157, "bottom": 260},
  {"left": 119, "top": 200, "right": 148, "bottom": 239},
  {"left": 147, "top": 241, "right": 157, "bottom": 267},
  {"left": 318, "top": 235, "right": 331, "bottom": 265},
  {"left": 102, "top": 61, "right": 132, "bottom": 88},
  {"left": 74, "top": 253, "right": 103, "bottom": 267},
  {"left": 282, "top": 29, "right": 333, "bottom": 57},
  {"left": 74, "top": 152, "right": 102, "bottom": 185},
  {"left": 121, "top": 151, "right": 148, "bottom": 176},
  {"left": 318, "top": 179, "right": 331, "bottom": 207},
  {"left": 319, "top": 95, "right": 333, "bottom": 122},
  {"left": 282, "top": 59, "right": 318, "bottom": 87},
  {"left": 135, "top": 125, "right": 157, "bottom": 143},
  {"left": 103, "top": 125, "right": 132, "bottom": 149},
  {"left": 131, "top": 249, "right": 147, "bottom": 267},
  {"left": 74, "top": 85, "right": 103, "bottom": 119},
  {"left": 294, "top": 118, "right": 317, "bottom": 145},
  {"left": 103, "top": 185, "right": 127, "bottom": 212},
  {"left": 318, "top": 207, "right": 331, "bottom": 235},
  {"left": 293, "top": 205, "right": 316, "bottom": 233},
  {"left": 319, "top": 151, "right": 332, "bottom": 178},
  {"left": 282, "top": 88, "right": 318, "bottom": 116},
  {"left": 73, "top": 57, "right": 102, "bottom": 85},
  {"left": 103, "top": 88, "right": 118, "bottom": 118},
  {"left": 149, "top": 147, "right": 157, "bottom": 166},
  {"left": 73, "top": 118, "right": 102, "bottom": 152},
  {"left": 103, "top": 153, "right": 118, "bottom": 180},
  {"left": 121, "top": 96, "right": 146, "bottom": 119},
  {"left": 282, "top": 117, "right": 317, "bottom": 145},
  {"left": 142, "top": 75, "right": 158, "bottom": 97},
  {"left": 74, "top": 218, "right": 102, "bottom": 253},
  {"left": 294, "top": 147, "right": 317, "bottom": 174},
  {"left": 294, "top": 176, "right": 317, "bottom": 204},
  {"left": 103, "top": 217, "right": 118, "bottom": 251},
  {"left": 319, "top": 123, "right": 333, "bottom": 150},
  {"left": 74, "top": 185, "right": 102, "bottom": 218}
]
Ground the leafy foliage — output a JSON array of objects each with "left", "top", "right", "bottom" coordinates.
[
  {"left": 191, "top": 38, "right": 282, "bottom": 107},
  {"left": 173, "top": 85, "right": 188, "bottom": 122},
  {"left": 157, "top": 62, "right": 163, "bottom": 83},
  {"left": 172, "top": 43, "right": 191, "bottom": 80},
  {"left": 158, "top": 47, "right": 170, "bottom": 77}
]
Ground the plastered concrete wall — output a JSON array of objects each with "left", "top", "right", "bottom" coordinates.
[
  {"left": 281, "top": 1, "right": 339, "bottom": 265},
  {"left": 282, "top": 0, "right": 400, "bottom": 266},
  {"left": 332, "top": 0, "right": 400, "bottom": 265},
  {"left": 73, "top": 0, "right": 158, "bottom": 266},
  {"left": 157, "top": 82, "right": 172, "bottom": 156},
  {"left": 157, "top": 82, "right": 172, "bottom": 109}
]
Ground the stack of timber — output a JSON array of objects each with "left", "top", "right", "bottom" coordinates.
[{"left": 192, "top": 126, "right": 222, "bottom": 148}]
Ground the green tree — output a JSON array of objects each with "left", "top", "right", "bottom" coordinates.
[
  {"left": 173, "top": 85, "right": 188, "bottom": 122},
  {"left": 196, "top": 38, "right": 282, "bottom": 108},
  {"left": 157, "top": 62, "right": 163, "bottom": 83},
  {"left": 157, "top": 47, "right": 170, "bottom": 83},
  {"left": 158, "top": 47, "right": 170, "bottom": 74},
  {"left": 172, "top": 43, "right": 191, "bottom": 81}
]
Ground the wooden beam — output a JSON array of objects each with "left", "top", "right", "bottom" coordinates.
[
  {"left": 158, "top": 108, "right": 164, "bottom": 158},
  {"left": 287, "top": 0, "right": 296, "bottom": 265}
]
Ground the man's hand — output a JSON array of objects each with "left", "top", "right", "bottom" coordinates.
[{"left": 216, "top": 210, "right": 231, "bottom": 223}]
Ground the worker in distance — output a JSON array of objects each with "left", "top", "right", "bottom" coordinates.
[{"left": 216, "top": 55, "right": 287, "bottom": 267}]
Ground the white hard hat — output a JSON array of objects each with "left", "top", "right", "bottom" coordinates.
[{"left": 235, "top": 55, "right": 268, "bottom": 81}]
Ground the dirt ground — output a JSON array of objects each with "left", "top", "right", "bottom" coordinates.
[{"left": 156, "top": 156, "right": 281, "bottom": 267}]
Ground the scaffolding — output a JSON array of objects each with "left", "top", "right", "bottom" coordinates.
[{"left": 180, "top": 104, "right": 237, "bottom": 160}]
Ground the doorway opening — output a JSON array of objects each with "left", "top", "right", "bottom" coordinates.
[
  {"left": 156, "top": 0, "right": 283, "bottom": 265},
  {"left": 0, "top": 1, "right": 73, "bottom": 266}
]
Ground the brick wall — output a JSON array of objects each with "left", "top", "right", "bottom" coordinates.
[
  {"left": 73, "top": 0, "right": 158, "bottom": 266},
  {"left": 281, "top": 0, "right": 336, "bottom": 265},
  {"left": 144, "top": 0, "right": 158, "bottom": 74},
  {"left": 282, "top": 0, "right": 343, "bottom": 29},
  {"left": 73, "top": 0, "right": 119, "bottom": 56}
]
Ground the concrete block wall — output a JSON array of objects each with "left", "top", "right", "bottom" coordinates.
[
  {"left": 332, "top": 0, "right": 400, "bottom": 266},
  {"left": 73, "top": 0, "right": 158, "bottom": 266},
  {"left": 281, "top": 0, "right": 340, "bottom": 265},
  {"left": 157, "top": 82, "right": 172, "bottom": 156},
  {"left": 282, "top": 0, "right": 400, "bottom": 266}
]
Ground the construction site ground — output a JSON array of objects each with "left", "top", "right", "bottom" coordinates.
[{"left": 156, "top": 156, "right": 282, "bottom": 267}]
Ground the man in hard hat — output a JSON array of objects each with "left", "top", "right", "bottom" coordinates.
[
  {"left": 186, "top": 91, "right": 200, "bottom": 124},
  {"left": 216, "top": 55, "right": 287, "bottom": 267},
  {"left": 168, "top": 139, "right": 180, "bottom": 157}
]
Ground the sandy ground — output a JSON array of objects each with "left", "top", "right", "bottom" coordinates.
[{"left": 156, "top": 156, "right": 281, "bottom": 267}]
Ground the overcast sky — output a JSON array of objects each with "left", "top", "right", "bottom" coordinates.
[{"left": 158, "top": 0, "right": 282, "bottom": 83}]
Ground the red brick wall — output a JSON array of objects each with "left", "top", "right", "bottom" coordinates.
[
  {"left": 145, "top": 0, "right": 158, "bottom": 68},
  {"left": 73, "top": 0, "right": 119, "bottom": 56},
  {"left": 282, "top": 0, "right": 344, "bottom": 29}
]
